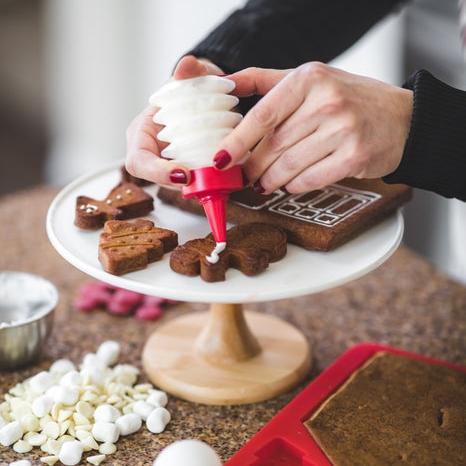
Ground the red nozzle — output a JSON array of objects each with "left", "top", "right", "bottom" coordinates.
[{"left": 182, "top": 165, "right": 244, "bottom": 243}]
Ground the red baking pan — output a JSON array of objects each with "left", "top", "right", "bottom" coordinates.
[{"left": 225, "top": 342, "right": 466, "bottom": 466}]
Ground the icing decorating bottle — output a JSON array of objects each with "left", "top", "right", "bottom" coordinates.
[{"left": 149, "top": 76, "right": 244, "bottom": 263}]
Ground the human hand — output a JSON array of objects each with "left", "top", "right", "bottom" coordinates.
[
  {"left": 125, "top": 55, "right": 224, "bottom": 186},
  {"left": 212, "top": 63, "right": 413, "bottom": 194}
]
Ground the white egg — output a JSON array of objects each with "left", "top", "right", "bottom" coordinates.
[{"left": 153, "top": 439, "right": 222, "bottom": 466}]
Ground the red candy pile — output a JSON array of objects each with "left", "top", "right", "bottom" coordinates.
[{"left": 74, "top": 281, "right": 176, "bottom": 321}]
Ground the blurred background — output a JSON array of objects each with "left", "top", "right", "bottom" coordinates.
[{"left": 1, "top": 0, "right": 465, "bottom": 283}]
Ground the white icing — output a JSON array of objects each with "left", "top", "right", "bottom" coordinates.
[
  {"left": 205, "top": 242, "right": 226, "bottom": 264},
  {"left": 149, "top": 76, "right": 242, "bottom": 169}
]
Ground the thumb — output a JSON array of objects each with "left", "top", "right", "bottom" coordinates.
[{"left": 227, "top": 67, "right": 291, "bottom": 97}]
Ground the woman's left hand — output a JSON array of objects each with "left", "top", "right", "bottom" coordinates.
[{"left": 212, "top": 63, "right": 413, "bottom": 194}]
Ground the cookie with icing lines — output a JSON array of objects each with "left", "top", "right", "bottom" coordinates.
[
  {"left": 99, "top": 219, "right": 178, "bottom": 275},
  {"left": 75, "top": 182, "right": 154, "bottom": 230},
  {"left": 170, "top": 223, "right": 287, "bottom": 282}
]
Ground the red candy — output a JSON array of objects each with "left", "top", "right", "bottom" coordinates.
[{"left": 75, "top": 281, "right": 175, "bottom": 320}]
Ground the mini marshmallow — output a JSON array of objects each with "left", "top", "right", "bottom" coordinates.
[
  {"left": 50, "top": 359, "right": 76, "bottom": 375},
  {"left": 146, "top": 407, "right": 171, "bottom": 434},
  {"left": 112, "top": 364, "right": 139, "bottom": 385},
  {"left": 9, "top": 460, "right": 32, "bottom": 466},
  {"left": 94, "top": 404, "right": 120, "bottom": 423},
  {"left": 29, "top": 371, "right": 55, "bottom": 394},
  {"left": 132, "top": 401, "right": 154, "bottom": 421},
  {"left": 32, "top": 395, "right": 54, "bottom": 418},
  {"left": 46, "top": 386, "right": 79, "bottom": 406},
  {"left": 116, "top": 413, "right": 142, "bottom": 436},
  {"left": 59, "top": 440, "right": 83, "bottom": 466},
  {"left": 0, "top": 421, "right": 22, "bottom": 446},
  {"left": 153, "top": 439, "right": 222, "bottom": 466},
  {"left": 92, "top": 422, "right": 120, "bottom": 443},
  {"left": 147, "top": 390, "right": 168, "bottom": 408},
  {"left": 96, "top": 340, "right": 120, "bottom": 366},
  {"left": 59, "top": 370, "right": 82, "bottom": 387},
  {"left": 81, "top": 353, "right": 106, "bottom": 370},
  {"left": 80, "top": 366, "right": 107, "bottom": 386}
]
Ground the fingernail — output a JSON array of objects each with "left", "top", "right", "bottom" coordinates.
[
  {"left": 169, "top": 169, "right": 188, "bottom": 184},
  {"left": 252, "top": 180, "right": 265, "bottom": 194},
  {"left": 213, "top": 150, "right": 232, "bottom": 170},
  {"left": 241, "top": 168, "right": 249, "bottom": 186}
]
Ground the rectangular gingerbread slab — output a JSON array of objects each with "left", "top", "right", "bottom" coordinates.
[
  {"left": 158, "top": 179, "right": 412, "bottom": 251},
  {"left": 225, "top": 343, "right": 466, "bottom": 466}
]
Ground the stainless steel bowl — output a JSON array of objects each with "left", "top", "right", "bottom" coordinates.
[{"left": 0, "top": 272, "right": 57, "bottom": 370}]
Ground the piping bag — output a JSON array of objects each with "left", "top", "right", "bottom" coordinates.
[{"left": 182, "top": 165, "right": 244, "bottom": 244}]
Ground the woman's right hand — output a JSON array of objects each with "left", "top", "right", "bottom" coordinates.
[{"left": 125, "top": 55, "right": 224, "bottom": 186}]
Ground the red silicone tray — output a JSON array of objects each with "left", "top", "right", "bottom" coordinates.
[{"left": 225, "top": 342, "right": 466, "bottom": 466}]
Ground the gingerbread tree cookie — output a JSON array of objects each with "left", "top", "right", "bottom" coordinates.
[
  {"left": 99, "top": 219, "right": 178, "bottom": 275},
  {"left": 75, "top": 182, "right": 154, "bottom": 230},
  {"left": 170, "top": 223, "right": 287, "bottom": 282}
]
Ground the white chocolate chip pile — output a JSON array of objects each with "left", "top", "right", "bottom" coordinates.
[{"left": 0, "top": 341, "right": 171, "bottom": 465}]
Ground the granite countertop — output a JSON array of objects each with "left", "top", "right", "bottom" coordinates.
[{"left": 0, "top": 187, "right": 465, "bottom": 466}]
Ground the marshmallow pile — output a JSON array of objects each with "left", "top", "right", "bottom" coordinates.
[{"left": 0, "top": 341, "right": 171, "bottom": 465}]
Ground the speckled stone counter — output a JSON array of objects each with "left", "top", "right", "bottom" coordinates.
[{"left": 0, "top": 187, "right": 465, "bottom": 466}]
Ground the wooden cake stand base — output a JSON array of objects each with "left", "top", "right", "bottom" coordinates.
[{"left": 142, "top": 303, "right": 311, "bottom": 405}]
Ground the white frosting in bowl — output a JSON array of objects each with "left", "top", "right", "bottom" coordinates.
[{"left": 149, "top": 76, "right": 242, "bottom": 169}]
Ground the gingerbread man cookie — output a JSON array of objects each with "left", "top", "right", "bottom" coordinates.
[
  {"left": 75, "top": 182, "right": 154, "bottom": 229},
  {"left": 170, "top": 223, "right": 287, "bottom": 282},
  {"left": 99, "top": 219, "right": 178, "bottom": 275}
]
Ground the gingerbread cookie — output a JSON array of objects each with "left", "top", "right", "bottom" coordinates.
[
  {"left": 158, "top": 178, "right": 412, "bottom": 251},
  {"left": 120, "top": 165, "right": 153, "bottom": 187},
  {"left": 170, "top": 223, "right": 287, "bottom": 282},
  {"left": 99, "top": 219, "right": 178, "bottom": 275},
  {"left": 75, "top": 182, "right": 154, "bottom": 230}
]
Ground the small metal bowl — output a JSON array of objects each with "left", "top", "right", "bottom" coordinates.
[{"left": 0, "top": 272, "right": 57, "bottom": 370}]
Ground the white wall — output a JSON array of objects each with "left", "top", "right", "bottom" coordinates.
[{"left": 44, "top": 0, "right": 405, "bottom": 184}]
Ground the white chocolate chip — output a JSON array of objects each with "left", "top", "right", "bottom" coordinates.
[
  {"left": 20, "top": 413, "right": 40, "bottom": 432},
  {"left": 115, "top": 413, "right": 142, "bottom": 436},
  {"left": 32, "top": 395, "right": 54, "bottom": 418},
  {"left": 40, "top": 456, "right": 59, "bottom": 465},
  {"left": 132, "top": 401, "right": 154, "bottom": 421},
  {"left": 59, "top": 420, "right": 72, "bottom": 436},
  {"left": 13, "top": 438, "right": 32, "bottom": 453},
  {"left": 81, "top": 434, "right": 99, "bottom": 452},
  {"left": 50, "top": 359, "right": 76, "bottom": 375},
  {"left": 59, "top": 440, "right": 83, "bottom": 465},
  {"left": 76, "top": 401, "right": 93, "bottom": 419},
  {"left": 147, "top": 390, "right": 168, "bottom": 408},
  {"left": 92, "top": 422, "right": 120, "bottom": 443},
  {"left": 0, "top": 420, "right": 22, "bottom": 446},
  {"left": 99, "top": 442, "right": 116, "bottom": 455},
  {"left": 87, "top": 454, "right": 106, "bottom": 465},
  {"left": 43, "top": 420, "right": 60, "bottom": 439},
  {"left": 146, "top": 407, "right": 171, "bottom": 434},
  {"left": 96, "top": 341, "right": 120, "bottom": 367},
  {"left": 58, "top": 409, "right": 73, "bottom": 423},
  {"left": 28, "top": 432, "right": 47, "bottom": 446},
  {"left": 94, "top": 404, "right": 120, "bottom": 423}
]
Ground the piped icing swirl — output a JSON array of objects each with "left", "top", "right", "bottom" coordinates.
[{"left": 149, "top": 76, "right": 242, "bottom": 169}]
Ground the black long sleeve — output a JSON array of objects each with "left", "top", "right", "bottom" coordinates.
[
  {"left": 384, "top": 70, "right": 466, "bottom": 201},
  {"left": 189, "top": 0, "right": 404, "bottom": 72},
  {"left": 187, "top": 0, "right": 466, "bottom": 201}
]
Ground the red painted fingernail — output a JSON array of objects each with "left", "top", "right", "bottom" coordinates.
[
  {"left": 169, "top": 169, "right": 188, "bottom": 184},
  {"left": 213, "top": 150, "right": 232, "bottom": 170},
  {"left": 252, "top": 180, "right": 265, "bottom": 194}
]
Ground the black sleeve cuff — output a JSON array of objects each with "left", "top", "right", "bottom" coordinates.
[{"left": 384, "top": 69, "right": 466, "bottom": 201}]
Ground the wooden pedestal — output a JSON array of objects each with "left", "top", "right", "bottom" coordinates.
[{"left": 142, "top": 303, "right": 311, "bottom": 405}]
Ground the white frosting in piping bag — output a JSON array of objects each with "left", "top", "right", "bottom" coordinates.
[
  {"left": 205, "top": 242, "right": 226, "bottom": 264},
  {"left": 149, "top": 75, "right": 242, "bottom": 169}
]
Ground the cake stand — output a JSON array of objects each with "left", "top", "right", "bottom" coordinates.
[{"left": 47, "top": 162, "right": 404, "bottom": 405}]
